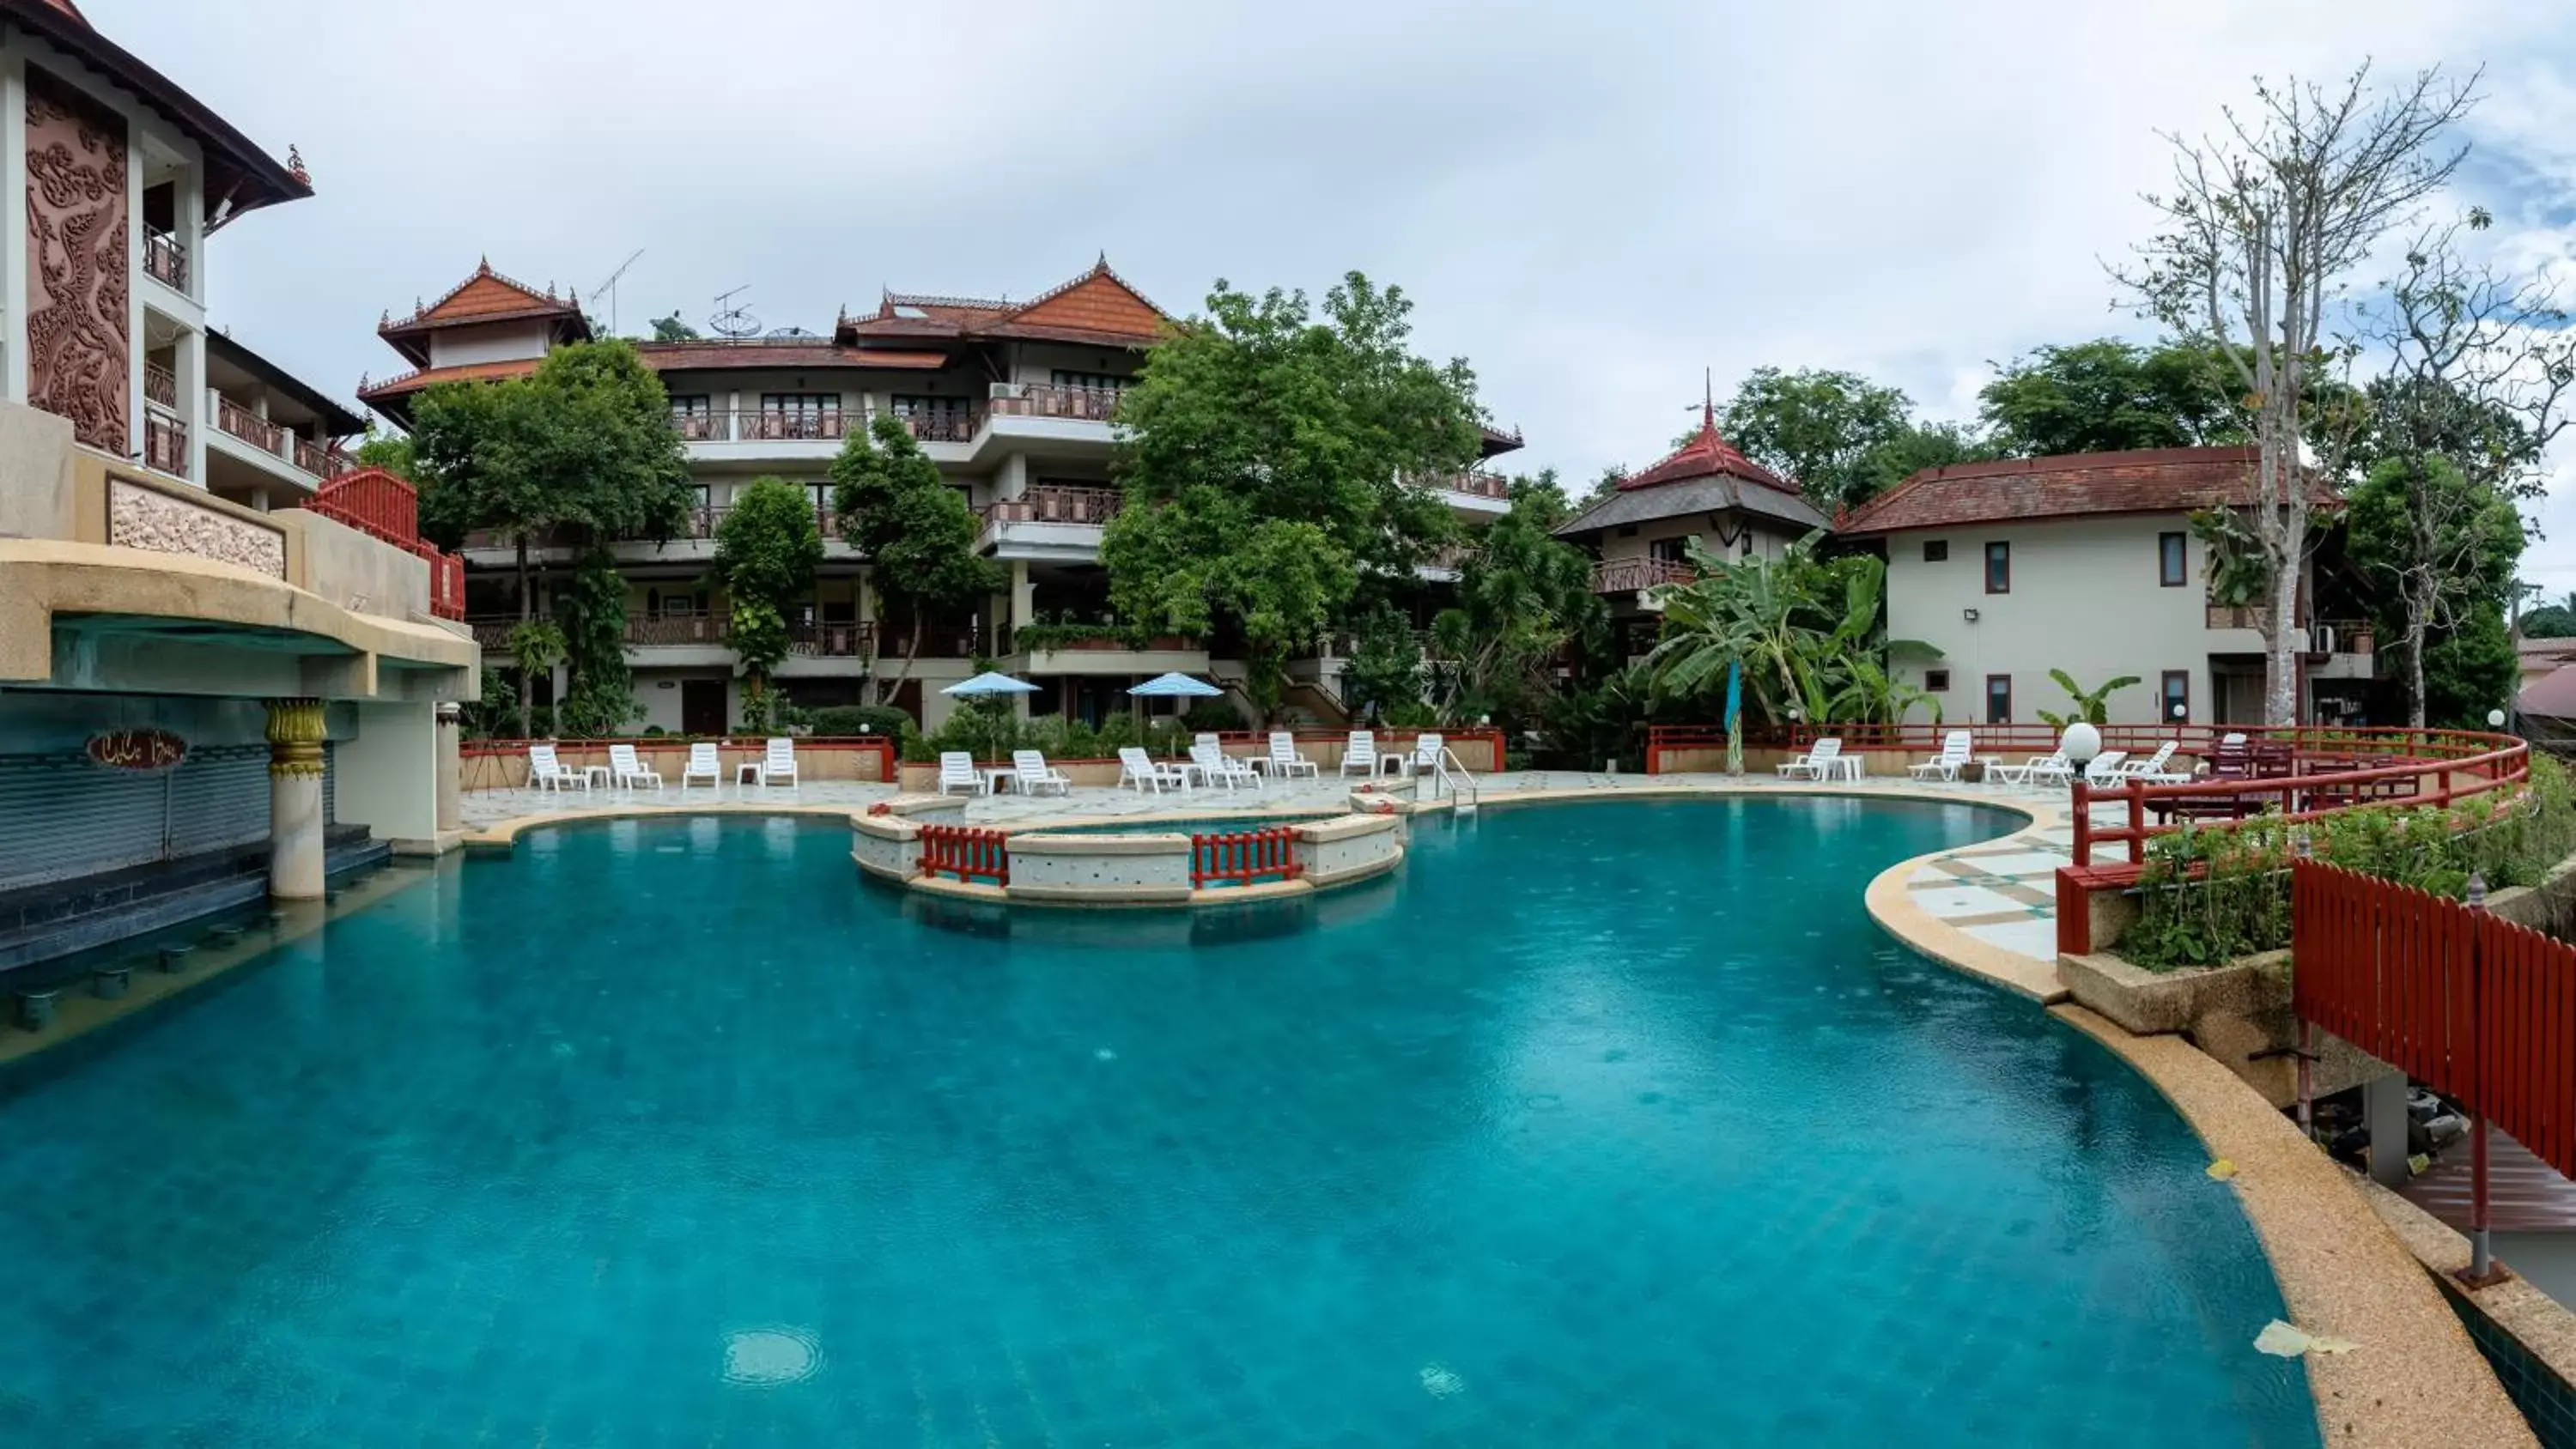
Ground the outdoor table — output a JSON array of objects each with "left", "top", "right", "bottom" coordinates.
[
  {"left": 983, "top": 767, "right": 1018, "bottom": 794},
  {"left": 734, "top": 761, "right": 766, "bottom": 789},
  {"left": 1836, "top": 755, "right": 1866, "bottom": 780},
  {"left": 1973, "top": 755, "right": 2000, "bottom": 785},
  {"left": 581, "top": 765, "right": 613, "bottom": 790}
]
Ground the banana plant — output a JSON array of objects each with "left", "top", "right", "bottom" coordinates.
[{"left": 2036, "top": 668, "right": 2141, "bottom": 728}]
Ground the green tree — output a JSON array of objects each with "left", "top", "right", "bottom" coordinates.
[
  {"left": 1979, "top": 338, "right": 2247, "bottom": 457},
  {"left": 715, "top": 476, "right": 826, "bottom": 730},
  {"left": 410, "top": 338, "right": 692, "bottom": 735},
  {"left": 2348, "top": 453, "right": 2524, "bottom": 727},
  {"left": 353, "top": 428, "right": 415, "bottom": 478},
  {"left": 554, "top": 548, "right": 638, "bottom": 736},
  {"left": 1643, "top": 532, "right": 1916, "bottom": 733},
  {"left": 1342, "top": 606, "right": 1426, "bottom": 722},
  {"left": 832, "top": 415, "right": 1002, "bottom": 710},
  {"left": 1719, "top": 367, "right": 1921, "bottom": 512},
  {"left": 650, "top": 313, "right": 700, "bottom": 343},
  {"left": 1102, "top": 272, "right": 1479, "bottom": 718},
  {"left": 1427, "top": 473, "right": 1605, "bottom": 730},
  {"left": 2522, "top": 594, "right": 2576, "bottom": 640},
  {"left": 1849, "top": 421, "right": 1996, "bottom": 503},
  {"left": 2423, "top": 603, "right": 2519, "bottom": 729}
]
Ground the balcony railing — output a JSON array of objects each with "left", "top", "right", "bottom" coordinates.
[
  {"left": 143, "top": 364, "right": 178, "bottom": 410},
  {"left": 627, "top": 614, "right": 732, "bottom": 646},
  {"left": 1415, "top": 470, "right": 1511, "bottom": 500},
  {"left": 216, "top": 397, "right": 286, "bottom": 454},
  {"left": 295, "top": 437, "right": 352, "bottom": 480},
  {"left": 670, "top": 406, "right": 989, "bottom": 446},
  {"left": 143, "top": 227, "right": 187, "bottom": 293},
  {"left": 788, "top": 620, "right": 874, "bottom": 658},
  {"left": 734, "top": 409, "right": 854, "bottom": 443},
  {"left": 989, "top": 383, "right": 1124, "bottom": 422},
  {"left": 143, "top": 413, "right": 187, "bottom": 478},
  {"left": 897, "top": 409, "right": 980, "bottom": 444},
  {"left": 466, "top": 617, "right": 519, "bottom": 651},
  {"left": 979, "top": 484, "right": 1122, "bottom": 528},
  {"left": 1592, "top": 556, "right": 1695, "bottom": 594}
]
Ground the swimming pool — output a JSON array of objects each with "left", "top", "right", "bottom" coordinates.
[{"left": 0, "top": 800, "right": 2318, "bottom": 1446}]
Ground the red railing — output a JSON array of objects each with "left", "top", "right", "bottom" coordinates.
[
  {"left": 2292, "top": 859, "right": 2576, "bottom": 1275},
  {"left": 309, "top": 466, "right": 422, "bottom": 545},
  {"left": 919, "top": 824, "right": 1010, "bottom": 885},
  {"left": 2072, "top": 728, "right": 2527, "bottom": 870},
  {"left": 294, "top": 437, "right": 349, "bottom": 479},
  {"left": 1191, "top": 827, "right": 1304, "bottom": 888},
  {"left": 143, "top": 363, "right": 178, "bottom": 409},
  {"left": 427, "top": 551, "right": 465, "bottom": 621},
  {"left": 215, "top": 397, "right": 285, "bottom": 453}
]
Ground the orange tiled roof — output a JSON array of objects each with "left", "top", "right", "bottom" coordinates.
[
  {"left": 834, "top": 258, "right": 1171, "bottom": 349},
  {"left": 1836, "top": 446, "right": 2282, "bottom": 534},
  {"left": 1619, "top": 406, "right": 1795, "bottom": 494},
  {"left": 636, "top": 341, "right": 946, "bottom": 372},
  {"left": 357, "top": 358, "right": 543, "bottom": 402},
  {"left": 379, "top": 259, "right": 587, "bottom": 367}
]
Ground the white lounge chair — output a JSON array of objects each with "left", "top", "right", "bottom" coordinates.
[
  {"left": 937, "top": 751, "right": 987, "bottom": 797},
  {"left": 2081, "top": 750, "right": 2130, "bottom": 786},
  {"left": 1907, "top": 730, "right": 1973, "bottom": 782},
  {"left": 762, "top": 737, "right": 799, "bottom": 793},
  {"left": 1340, "top": 731, "right": 1379, "bottom": 778},
  {"left": 608, "top": 743, "right": 663, "bottom": 791},
  {"left": 1386, "top": 732, "right": 1444, "bottom": 778},
  {"left": 1990, "top": 751, "right": 2071, "bottom": 787},
  {"left": 1261, "top": 731, "right": 1319, "bottom": 779},
  {"left": 1118, "top": 746, "right": 1190, "bottom": 796},
  {"left": 528, "top": 743, "right": 590, "bottom": 794},
  {"left": 680, "top": 741, "right": 721, "bottom": 793},
  {"left": 2117, "top": 741, "right": 2190, "bottom": 784},
  {"left": 1012, "top": 749, "right": 1072, "bottom": 797},
  {"left": 1777, "top": 737, "right": 1844, "bottom": 781},
  {"left": 1190, "top": 741, "right": 1261, "bottom": 791}
]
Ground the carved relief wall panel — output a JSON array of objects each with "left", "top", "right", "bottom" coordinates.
[
  {"left": 108, "top": 480, "right": 286, "bottom": 578},
  {"left": 26, "top": 67, "right": 129, "bottom": 454}
]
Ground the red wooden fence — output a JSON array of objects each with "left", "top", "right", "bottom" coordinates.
[
  {"left": 304, "top": 466, "right": 470, "bottom": 621},
  {"left": 919, "top": 825, "right": 1010, "bottom": 885},
  {"left": 1191, "top": 827, "right": 1303, "bottom": 888},
  {"left": 2292, "top": 858, "right": 2576, "bottom": 1276}
]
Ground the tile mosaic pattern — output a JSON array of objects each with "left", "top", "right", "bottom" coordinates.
[{"left": 0, "top": 803, "right": 2315, "bottom": 1446}]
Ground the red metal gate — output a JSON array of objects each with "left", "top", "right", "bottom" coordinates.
[
  {"left": 919, "top": 825, "right": 1009, "bottom": 885},
  {"left": 1191, "top": 827, "right": 1303, "bottom": 888}
]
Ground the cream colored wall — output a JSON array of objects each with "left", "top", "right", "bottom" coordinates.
[
  {"left": 334, "top": 699, "right": 440, "bottom": 845},
  {"left": 1594, "top": 512, "right": 1801, "bottom": 564},
  {"left": 1883, "top": 514, "right": 2266, "bottom": 726},
  {"left": 428, "top": 321, "right": 554, "bottom": 369},
  {"left": 1005, "top": 343, "right": 1141, "bottom": 387}
]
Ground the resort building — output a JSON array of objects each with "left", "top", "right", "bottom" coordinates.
[
  {"left": 0, "top": 0, "right": 477, "bottom": 967},
  {"left": 1838, "top": 446, "right": 2372, "bottom": 728},
  {"left": 1553, "top": 405, "right": 1832, "bottom": 658},
  {"left": 363, "top": 258, "right": 1521, "bottom": 732}
]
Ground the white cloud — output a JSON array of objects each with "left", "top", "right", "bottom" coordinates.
[{"left": 87, "top": 0, "right": 2576, "bottom": 558}]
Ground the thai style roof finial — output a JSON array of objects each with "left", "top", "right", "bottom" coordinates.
[
  {"left": 286, "top": 144, "right": 309, "bottom": 186},
  {"left": 477, "top": 256, "right": 492, "bottom": 275}
]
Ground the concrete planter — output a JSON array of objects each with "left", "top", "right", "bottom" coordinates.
[{"left": 2065, "top": 949, "right": 2389, "bottom": 1106}]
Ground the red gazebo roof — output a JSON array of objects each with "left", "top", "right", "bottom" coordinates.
[{"left": 1619, "top": 404, "right": 1793, "bottom": 494}]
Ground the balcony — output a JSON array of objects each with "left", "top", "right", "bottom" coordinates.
[
  {"left": 1592, "top": 556, "right": 1695, "bottom": 595},
  {"left": 216, "top": 397, "right": 286, "bottom": 454},
  {"left": 1412, "top": 470, "right": 1513, "bottom": 513},
  {"left": 989, "top": 383, "right": 1124, "bottom": 423},
  {"left": 143, "top": 363, "right": 179, "bottom": 410},
  {"left": 143, "top": 413, "right": 188, "bottom": 479},
  {"left": 627, "top": 614, "right": 731, "bottom": 647},
  {"left": 143, "top": 227, "right": 188, "bottom": 294},
  {"left": 672, "top": 406, "right": 983, "bottom": 449},
  {"left": 787, "top": 620, "right": 874, "bottom": 658},
  {"left": 975, "top": 484, "right": 1121, "bottom": 561}
]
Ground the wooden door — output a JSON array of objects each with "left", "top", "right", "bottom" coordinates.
[{"left": 681, "top": 678, "right": 726, "bottom": 736}]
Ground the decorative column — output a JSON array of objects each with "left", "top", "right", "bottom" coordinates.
[
  {"left": 265, "top": 698, "right": 327, "bottom": 900},
  {"left": 434, "top": 702, "right": 463, "bottom": 837}
]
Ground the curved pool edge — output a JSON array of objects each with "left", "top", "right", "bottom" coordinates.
[{"left": 2053, "top": 1004, "right": 2536, "bottom": 1449}]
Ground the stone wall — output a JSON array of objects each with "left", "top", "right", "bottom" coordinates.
[{"left": 107, "top": 478, "right": 286, "bottom": 578}]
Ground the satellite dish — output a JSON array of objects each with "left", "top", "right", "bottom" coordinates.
[
  {"left": 709, "top": 285, "right": 761, "bottom": 339},
  {"left": 765, "top": 325, "right": 819, "bottom": 340}
]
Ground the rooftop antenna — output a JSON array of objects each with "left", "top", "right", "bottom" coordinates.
[
  {"left": 591, "top": 248, "right": 644, "bottom": 335},
  {"left": 710, "top": 286, "right": 761, "bottom": 339}
]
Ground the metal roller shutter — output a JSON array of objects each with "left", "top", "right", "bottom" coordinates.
[
  {"left": 0, "top": 746, "right": 276, "bottom": 892},
  {"left": 164, "top": 745, "right": 274, "bottom": 857},
  {"left": 323, "top": 742, "right": 337, "bottom": 826}
]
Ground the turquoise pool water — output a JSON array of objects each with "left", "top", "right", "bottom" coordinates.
[{"left": 0, "top": 800, "right": 2318, "bottom": 1446}]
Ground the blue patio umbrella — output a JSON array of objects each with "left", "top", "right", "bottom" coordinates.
[
  {"left": 942, "top": 671, "right": 1042, "bottom": 697},
  {"left": 1127, "top": 672, "right": 1222, "bottom": 698}
]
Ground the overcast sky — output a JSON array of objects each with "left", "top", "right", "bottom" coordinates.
[{"left": 104, "top": 0, "right": 2576, "bottom": 593}]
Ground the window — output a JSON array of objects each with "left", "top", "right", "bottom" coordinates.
[
  {"left": 762, "top": 391, "right": 841, "bottom": 416},
  {"left": 1984, "top": 541, "right": 2010, "bottom": 594},
  {"left": 669, "top": 394, "right": 711, "bottom": 419},
  {"left": 1923, "top": 540, "right": 1948, "bottom": 562},
  {"left": 1925, "top": 669, "right": 1951, "bottom": 693},
  {"left": 1050, "top": 369, "right": 1130, "bottom": 393},
  {"left": 2161, "top": 670, "right": 2190, "bottom": 723},
  {"left": 1985, "top": 674, "right": 2012, "bottom": 723},
  {"left": 1649, "top": 536, "right": 1691, "bottom": 564},
  {"left": 2159, "top": 531, "right": 2187, "bottom": 587}
]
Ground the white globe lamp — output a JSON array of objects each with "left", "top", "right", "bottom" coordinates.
[
  {"left": 2062, "top": 721, "right": 2102, "bottom": 768},
  {"left": 2489, "top": 708, "right": 2507, "bottom": 730}
]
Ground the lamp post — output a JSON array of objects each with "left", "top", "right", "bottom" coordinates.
[{"left": 2062, "top": 722, "right": 2102, "bottom": 869}]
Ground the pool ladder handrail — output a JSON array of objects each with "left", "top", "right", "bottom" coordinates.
[{"left": 1428, "top": 746, "right": 1479, "bottom": 814}]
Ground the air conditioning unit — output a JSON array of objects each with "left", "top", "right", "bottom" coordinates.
[{"left": 988, "top": 382, "right": 1024, "bottom": 401}]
